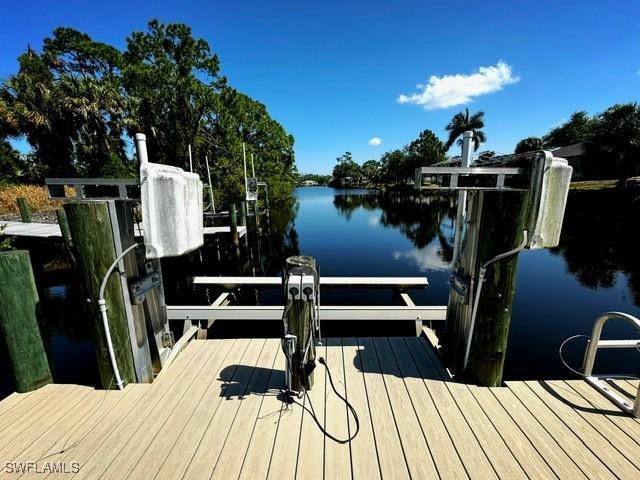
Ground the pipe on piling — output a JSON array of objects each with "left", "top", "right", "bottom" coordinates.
[
  {"left": 451, "top": 131, "right": 474, "bottom": 267},
  {"left": 98, "top": 243, "right": 140, "bottom": 390},
  {"left": 135, "top": 133, "right": 148, "bottom": 165},
  {"left": 463, "top": 230, "right": 528, "bottom": 371}
]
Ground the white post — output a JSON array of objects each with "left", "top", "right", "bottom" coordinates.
[
  {"left": 242, "top": 142, "right": 248, "bottom": 195},
  {"left": 188, "top": 144, "right": 193, "bottom": 173},
  {"left": 251, "top": 153, "right": 256, "bottom": 177},
  {"left": 451, "top": 131, "right": 474, "bottom": 267},
  {"left": 461, "top": 130, "right": 473, "bottom": 168},
  {"left": 205, "top": 155, "right": 215, "bottom": 214},
  {"left": 135, "top": 133, "right": 148, "bottom": 165}
]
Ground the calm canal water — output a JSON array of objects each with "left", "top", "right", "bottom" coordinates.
[{"left": 1, "top": 186, "right": 639, "bottom": 398}]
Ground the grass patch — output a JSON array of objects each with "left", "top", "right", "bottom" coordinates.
[{"left": 0, "top": 184, "right": 63, "bottom": 214}]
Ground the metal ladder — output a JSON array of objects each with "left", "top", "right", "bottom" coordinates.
[{"left": 582, "top": 312, "right": 640, "bottom": 417}]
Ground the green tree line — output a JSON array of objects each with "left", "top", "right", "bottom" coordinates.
[
  {"left": 330, "top": 101, "right": 639, "bottom": 187},
  {"left": 515, "top": 103, "right": 640, "bottom": 181},
  {"left": 0, "top": 21, "right": 297, "bottom": 205},
  {"left": 331, "top": 129, "right": 450, "bottom": 187},
  {"left": 332, "top": 108, "right": 489, "bottom": 186}
]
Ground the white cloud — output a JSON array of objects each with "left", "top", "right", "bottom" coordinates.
[
  {"left": 393, "top": 245, "right": 450, "bottom": 272},
  {"left": 397, "top": 61, "right": 519, "bottom": 110},
  {"left": 368, "top": 137, "right": 382, "bottom": 146}
]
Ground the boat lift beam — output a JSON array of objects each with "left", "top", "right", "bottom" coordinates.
[
  {"left": 166, "top": 304, "right": 447, "bottom": 322},
  {"left": 166, "top": 276, "right": 445, "bottom": 336},
  {"left": 192, "top": 276, "right": 428, "bottom": 288}
]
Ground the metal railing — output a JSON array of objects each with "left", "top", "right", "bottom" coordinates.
[
  {"left": 582, "top": 311, "right": 640, "bottom": 417},
  {"left": 45, "top": 178, "right": 139, "bottom": 200}
]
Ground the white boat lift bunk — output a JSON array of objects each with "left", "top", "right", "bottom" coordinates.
[{"left": 166, "top": 276, "right": 447, "bottom": 338}]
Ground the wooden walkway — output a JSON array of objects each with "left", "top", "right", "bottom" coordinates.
[
  {"left": 0, "top": 220, "right": 246, "bottom": 240},
  {"left": 0, "top": 337, "right": 639, "bottom": 479},
  {"left": 1, "top": 220, "right": 62, "bottom": 239}
]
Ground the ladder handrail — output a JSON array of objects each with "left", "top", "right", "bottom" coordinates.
[
  {"left": 583, "top": 311, "right": 640, "bottom": 375},
  {"left": 582, "top": 311, "right": 640, "bottom": 417}
]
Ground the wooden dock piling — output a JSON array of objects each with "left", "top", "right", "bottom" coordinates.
[
  {"left": 16, "top": 197, "right": 32, "bottom": 223},
  {"left": 55, "top": 208, "right": 75, "bottom": 265},
  {"left": 230, "top": 203, "right": 240, "bottom": 249},
  {"left": 253, "top": 201, "right": 260, "bottom": 229},
  {"left": 64, "top": 202, "right": 136, "bottom": 389},
  {"left": 465, "top": 191, "right": 529, "bottom": 386},
  {"left": 435, "top": 149, "right": 571, "bottom": 387},
  {"left": 0, "top": 250, "right": 52, "bottom": 392},
  {"left": 239, "top": 202, "right": 247, "bottom": 227}
]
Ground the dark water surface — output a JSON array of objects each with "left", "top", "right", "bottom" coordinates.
[{"left": 2, "top": 186, "right": 639, "bottom": 398}]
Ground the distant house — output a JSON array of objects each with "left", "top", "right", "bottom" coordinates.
[
  {"left": 552, "top": 142, "right": 604, "bottom": 179},
  {"left": 340, "top": 176, "right": 353, "bottom": 187},
  {"left": 552, "top": 142, "right": 588, "bottom": 167},
  {"left": 301, "top": 179, "right": 318, "bottom": 186}
]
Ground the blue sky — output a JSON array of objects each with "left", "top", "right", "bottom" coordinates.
[{"left": 1, "top": 0, "right": 638, "bottom": 174}]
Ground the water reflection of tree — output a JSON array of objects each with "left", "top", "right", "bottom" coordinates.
[
  {"left": 333, "top": 191, "right": 456, "bottom": 252},
  {"left": 263, "top": 198, "right": 300, "bottom": 274},
  {"left": 552, "top": 190, "right": 640, "bottom": 305}
]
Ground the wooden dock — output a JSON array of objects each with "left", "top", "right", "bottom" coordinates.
[
  {"left": 0, "top": 220, "right": 247, "bottom": 240},
  {"left": 1, "top": 336, "right": 639, "bottom": 479},
  {"left": 1, "top": 221, "right": 62, "bottom": 239}
]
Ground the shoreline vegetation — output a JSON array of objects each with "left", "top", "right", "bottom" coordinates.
[
  {"left": 322, "top": 104, "right": 640, "bottom": 190},
  {"left": 2, "top": 178, "right": 636, "bottom": 219}
]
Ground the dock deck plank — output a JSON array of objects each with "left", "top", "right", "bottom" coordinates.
[
  {"left": 73, "top": 341, "right": 209, "bottom": 480},
  {"left": 295, "top": 340, "right": 327, "bottom": 480},
  {"left": 341, "top": 339, "right": 381, "bottom": 480},
  {"left": 127, "top": 339, "right": 237, "bottom": 479},
  {"left": 388, "top": 337, "right": 467, "bottom": 479},
  {"left": 152, "top": 339, "right": 240, "bottom": 480},
  {"left": 1, "top": 336, "right": 640, "bottom": 479},
  {"left": 565, "top": 380, "right": 640, "bottom": 440},
  {"left": 210, "top": 339, "right": 280, "bottom": 480},
  {"left": 181, "top": 338, "right": 262, "bottom": 480},
  {"left": 506, "top": 381, "right": 616, "bottom": 479},
  {"left": 405, "top": 337, "right": 498, "bottom": 480},
  {"left": 543, "top": 380, "right": 640, "bottom": 470},
  {"left": 324, "top": 338, "right": 352, "bottom": 480},
  {"left": 358, "top": 337, "right": 411, "bottom": 479},
  {"left": 488, "top": 386, "right": 588, "bottom": 479},
  {"left": 373, "top": 337, "right": 439, "bottom": 479},
  {"left": 467, "top": 383, "right": 556, "bottom": 479},
  {"left": 237, "top": 352, "right": 285, "bottom": 480}
]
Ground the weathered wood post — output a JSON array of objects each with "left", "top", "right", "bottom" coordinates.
[
  {"left": 55, "top": 208, "right": 75, "bottom": 265},
  {"left": 418, "top": 148, "right": 572, "bottom": 387},
  {"left": 55, "top": 208, "right": 72, "bottom": 248},
  {"left": 253, "top": 201, "right": 261, "bottom": 229},
  {"left": 0, "top": 250, "right": 53, "bottom": 392},
  {"left": 463, "top": 192, "right": 529, "bottom": 386},
  {"left": 64, "top": 202, "right": 136, "bottom": 389},
  {"left": 230, "top": 203, "right": 240, "bottom": 249},
  {"left": 239, "top": 202, "right": 247, "bottom": 227},
  {"left": 17, "top": 197, "right": 32, "bottom": 223}
]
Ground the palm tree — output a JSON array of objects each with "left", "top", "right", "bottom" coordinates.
[{"left": 445, "top": 108, "right": 486, "bottom": 152}]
